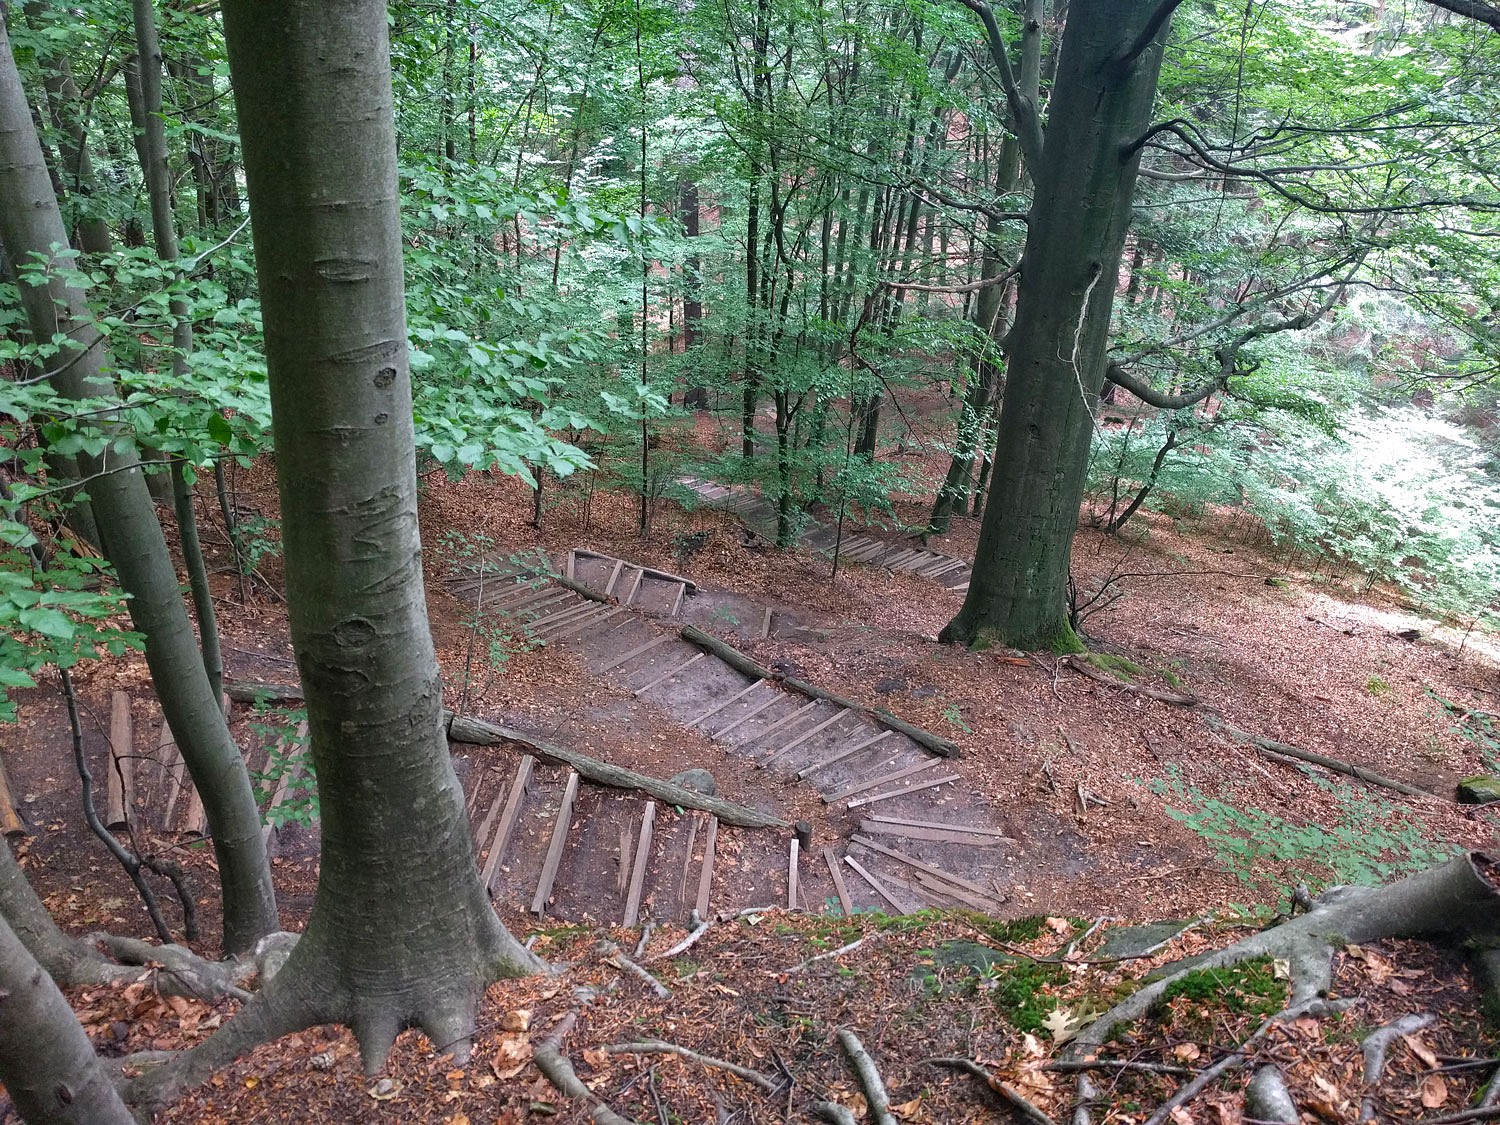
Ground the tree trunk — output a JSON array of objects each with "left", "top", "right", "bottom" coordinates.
[
  {"left": 0, "top": 17, "right": 278, "bottom": 953},
  {"left": 211, "top": 0, "right": 540, "bottom": 1073},
  {"left": 680, "top": 180, "right": 707, "bottom": 410},
  {"left": 0, "top": 912, "right": 135, "bottom": 1125},
  {"left": 942, "top": 0, "right": 1170, "bottom": 651},
  {"left": 0, "top": 840, "right": 134, "bottom": 987}
]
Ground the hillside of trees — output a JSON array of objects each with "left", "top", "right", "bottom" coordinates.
[{"left": 1, "top": 0, "right": 1499, "bottom": 1122}]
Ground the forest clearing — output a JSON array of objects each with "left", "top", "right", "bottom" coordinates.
[{"left": 1, "top": 0, "right": 1499, "bottom": 1122}]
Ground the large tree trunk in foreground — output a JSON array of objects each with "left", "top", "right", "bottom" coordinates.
[
  {"left": 0, "top": 913, "right": 134, "bottom": 1125},
  {"left": 154, "top": 0, "right": 540, "bottom": 1085},
  {"left": 942, "top": 0, "right": 1169, "bottom": 651},
  {"left": 0, "top": 18, "right": 277, "bottom": 953},
  {"left": 0, "top": 841, "right": 135, "bottom": 987}
]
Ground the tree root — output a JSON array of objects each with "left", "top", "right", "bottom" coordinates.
[
  {"left": 599, "top": 942, "right": 670, "bottom": 999},
  {"left": 928, "top": 1056, "right": 1058, "bottom": 1125},
  {"left": 1245, "top": 1064, "right": 1298, "bottom": 1123},
  {"left": 836, "top": 1028, "right": 896, "bottom": 1125},
  {"left": 534, "top": 1011, "right": 643, "bottom": 1125},
  {"left": 602, "top": 1039, "right": 783, "bottom": 1093},
  {"left": 650, "top": 912, "right": 711, "bottom": 961},
  {"left": 813, "top": 1102, "right": 859, "bottom": 1125},
  {"left": 1360, "top": 1012, "right": 1435, "bottom": 1122}
]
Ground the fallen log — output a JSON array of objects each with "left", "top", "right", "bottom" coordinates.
[
  {"left": 678, "top": 625, "right": 961, "bottom": 759},
  {"left": 224, "top": 680, "right": 787, "bottom": 829},
  {"left": 1206, "top": 714, "right": 1443, "bottom": 801},
  {"left": 445, "top": 714, "right": 787, "bottom": 830}
]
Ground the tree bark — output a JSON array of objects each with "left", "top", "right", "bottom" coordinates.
[
  {"left": 212, "top": 0, "right": 541, "bottom": 1074},
  {"left": 942, "top": 0, "right": 1171, "bottom": 651},
  {"left": 0, "top": 16, "right": 277, "bottom": 953},
  {"left": 0, "top": 840, "right": 135, "bottom": 987},
  {"left": 0, "top": 912, "right": 135, "bottom": 1125}
]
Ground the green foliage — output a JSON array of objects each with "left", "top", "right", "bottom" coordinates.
[
  {"left": 982, "top": 958, "right": 1073, "bottom": 1035},
  {"left": 1152, "top": 766, "right": 1461, "bottom": 892},
  {"left": 1159, "top": 958, "right": 1287, "bottom": 1021},
  {"left": 248, "top": 705, "right": 317, "bottom": 828}
]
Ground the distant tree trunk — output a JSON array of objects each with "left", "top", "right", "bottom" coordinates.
[
  {"left": 0, "top": 17, "right": 277, "bottom": 954},
  {"left": 0, "top": 913, "right": 134, "bottom": 1125},
  {"left": 680, "top": 180, "right": 708, "bottom": 410},
  {"left": 942, "top": 0, "right": 1171, "bottom": 652},
  {"left": 194, "top": 0, "right": 541, "bottom": 1075}
]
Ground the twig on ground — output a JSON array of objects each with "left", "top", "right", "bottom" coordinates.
[
  {"left": 603, "top": 1040, "right": 781, "bottom": 1093},
  {"left": 633, "top": 923, "right": 654, "bottom": 960},
  {"left": 1060, "top": 918, "right": 1111, "bottom": 960},
  {"left": 782, "top": 934, "right": 877, "bottom": 974},
  {"left": 927, "top": 1057, "right": 1058, "bottom": 1125},
  {"left": 533, "top": 1011, "right": 642, "bottom": 1125},
  {"left": 601, "top": 943, "right": 671, "bottom": 1000},
  {"left": 650, "top": 913, "right": 711, "bottom": 961},
  {"left": 837, "top": 1029, "right": 896, "bottom": 1125},
  {"left": 1360, "top": 1013, "right": 1435, "bottom": 1122},
  {"left": 1042, "top": 1059, "right": 1194, "bottom": 1078}
]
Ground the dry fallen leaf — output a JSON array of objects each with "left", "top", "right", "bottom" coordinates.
[
  {"left": 1042, "top": 1006, "right": 1088, "bottom": 1044},
  {"left": 1173, "top": 1042, "right": 1202, "bottom": 1063},
  {"left": 1402, "top": 1034, "right": 1439, "bottom": 1069},
  {"left": 1420, "top": 1073, "right": 1448, "bottom": 1109}
]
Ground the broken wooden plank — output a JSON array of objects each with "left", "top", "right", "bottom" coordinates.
[
  {"left": 106, "top": 691, "right": 134, "bottom": 830},
  {"left": 824, "top": 847, "right": 852, "bottom": 915},
  {"left": 850, "top": 835, "right": 1003, "bottom": 906},
  {"left": 603, "top": 559, "right": 625, "bottom": 597},
  {"left": 843, "top": 855, "right": 911, "bottom": 914},
  {"left": 446, "top": 715, "right": 787, "bottom": 829},
  {"left": 531, "top": 770, "right": 579, "bottom": 915},
  {"left": 0, "top": 753, "right": 24, "bottom": 836},
  {"left": 512, "top": 591, "right": 574, "bottom": 618},
  {"left": 760, "top": 607, "right": 773, "bottom": 640},
  {"left": 473, "top": 773, "right": 507, "bottom": 852},
  {"left": 904, "top": 869, "right": 1000, "bottom": 913},
  {"left": 686, "top": 678, "right": 766, "bottom": 729},
  {"left": 159, "top": 720, "right": 185, "bottom": 832},
  {"left": 546, "top": 605, "right": 626, "bottom": 641},
  {"left": 825, "top": 758, "right": 943, "bottom": 804},
  {"left": 465, "top": 766, "right": 487, "bottom": 819},
  {"left": 741, "top": 699, "right": 822, "bottom": 749},
  {"left": 525, "top": 598, "right": 595, "bottom": 632},
  {"left": 573, "top": 549, "right": 698, "bottom": 594},
  {"left": 857, "top": 822, "right": 1009, "bottom": 846},
  {"left": 536, "top": 604, "right": 614, "bottom": 639},
  {"left": 868, "top": 814, "right": 1012, "bottom": 837},
  {"left": 623, "top": 567, "right": 646, "bottom": 606},
  {"left": 797, "top": 730, "right": 893, "bottom": 780},
  {"left": 482, "top": 755, "right": 535, "bottom": 890},
  {"left": 598, "top": 634, "right": 669, "bottom": 674},
  {"left": 695, "top": 816, "right": 718, "bottom": 918},
  {"left": 678, "top": 625, "right": 961, "bottom": 758},
  {"left": 846, "top": 773, "right": 960, "bottom": 810},
  {"left": 678, "top": 815, "right": 701, "bottom": 910},
  {"left": 565, "top": 548, "right": 576, "bottom": 582},
  {"left": 710, "top": 692, "right": 783, "bottom": 740},
  {"left": 787, "top": 837, "right": 800, "bottom": 910},
  {"left": 759, "top": 709, "right": 853, "bottom": 767},
  {"left": 623, "top": 801, "right": 656, "bottom": 926},
  {"left": 633, "top": 652, "right": 705, "bottom": 697},
  {"left": 670, "top": 582, "right": 687, "bottom": 617}
]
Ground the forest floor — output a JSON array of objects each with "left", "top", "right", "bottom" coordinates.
[{"left": 2, "top": 406, "right": 1499, "bottom": 1122}]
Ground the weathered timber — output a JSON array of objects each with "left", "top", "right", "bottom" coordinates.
[
  {"left": 446, "top": 714, "right": 787, "bottom": 829},
  {"left": 679, "top": 625, "right": 961, "bottom": 758},
  {"left": 633, "top": 652, "right": 705, "bottom": 696},
  {"left": 574, "top": 549, "right": 698, "bottom": 594},
  {"left": 798, "top": 730, "right": 894, "bottom": 779},
  {"left": 850, "top": 835, "right": 1002, "bottom": 906},
  {"left": 105, "top": 691, "right": 134, "bottom": 830},
  {"left": 711, "top": 692, "right": 784, "bottom": 739},
  {"left": 688, "top": 678, "right": 768, "bottom": 729},
  {"left": 844, "top": 855, "right": 911, "bottom": 913},
  {"left": 598, "top": 635, "right": 669, "bottom": 674},
  {"left": 531, "top": 770, "right": 579, "bottom": 915},
  {"left": 824, "top": 847, "right": 853, "bottom": 915},
  {"left": 846, "top": 773, "right": 960, "bottom": 810},
  {"left": 622, "top": 568, "right": 645, "bottom": 606},
  {"left": 761, "top": 709, "right": 854, "bottom": 767},
  {"left": 1207, "top": 714, "right": 1442, "bottom": 800},
  {"left": 678, "top": 815, "right": 701, "bottom": 910},
  {"left": 744, "top": 700, "right": 823, "bottom": 749},
  {"left": 1061, "top": 654, "right": 1199, "bottom": 706},
  {"left": 603, "top": 559, "right": 625, "bottom": 597},
  {"left": 695, "top": 816, "right": 718, "bottom": 917},
  {"left": 788, "top": 837, "right": 800, "bottom": 910},
  {"left": 857, "top": 821, "right": 1008, "bottom": 846},
  {"left": 548, "top": 605, "right": 626, "bottom": 640},
  {"left": 868, "top": 814, "right": 1014, "bottom": 838},
  {"left": 826, "top": 758, "right": 943, "bottom": 803},
  {"left": 623, "top": 800, "right": 655, "bottom": 926},
  {"left": 0, "top": 753, "right": 23, "bottom": 835}
]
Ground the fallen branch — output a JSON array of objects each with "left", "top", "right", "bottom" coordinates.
[
  {"left": 837, "top": 1028, "right": 897, "bottom": 1125},
  {"left": 650, "top": 913, "right": 711, "bottom": 962},
  {"left": 679, "top": 625, "right": 960, "bottom": 758},
  {"left": 600, "top": 943, "right": 670, "bottom": 1000},
  {"left": 602, "top": 1040, "right": 781, "bottom": 1093},
  {"left": 1206, "top": 714, "right": 1443, "bottom": 800},
  {"left": 782, "top": 934, "right": 878, "bottom": 975},
  {"left": 813, "top": 1103, "right": 859, "bottom": 1125},
  {"left": 1042, "top": 1059, "right": 1194, "bottom": 1078},
  {"left": 1060, "top": 655, "right": 1199, "bottom": 707},
  {"left": 1245, "top": 1064, "right": 1299, "bottom": 1124},
  {"left": 445, "top": 714, "right": 787, "bottom": 829},
  {"left": 533, "top": 1011, "right": 642, "bottom": 1125},
  {"left": 928, "top": 1057, "right": 1057, "bottom": 1125}
]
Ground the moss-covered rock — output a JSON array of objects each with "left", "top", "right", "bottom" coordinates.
[{"left": 1457, "top": 775, "right": 1500, "bottom": 804}]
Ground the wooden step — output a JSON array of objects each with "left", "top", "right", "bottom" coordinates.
[
  {"left": 481, "top": 755, "right": 535, "bottom": 892},
  {"left": 687, "top": 678, "right": 766, "bottom": 729},
  {"left": 798, "top": 729, "right": 893, "bottom": 780},
  {"left": 530, "top": 770, "right": 579, "bottom": 915},
  {"left": 826, "top": 758, "right": 943, "bottom": 803},
  {"left": 759, "top": 709, "right": 853, "bottom": 767},
  {"left": 632, "top": 652, "right": 705, "bottom": 697},
  {"left": 846, "top": 771, "right": 960, "bottom": 810}
]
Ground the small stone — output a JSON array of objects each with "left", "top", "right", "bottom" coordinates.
[
  {"left": 1457, "top": 775, "right": 1500, "bottom": 804},
  {"left": 310, "top": 1051, "right": 335, "bottom": 1071},
  {"left": 669, "top": 768, "right": 717, "bottom": 796},
  {"left": 874, "top": 677, "right": 906, "bottom": 695}
]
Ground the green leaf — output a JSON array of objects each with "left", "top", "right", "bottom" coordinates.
[{"left": 18, "top": 606, "right": 73, "bottom": 640}]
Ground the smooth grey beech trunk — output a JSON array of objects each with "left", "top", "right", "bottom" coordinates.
[
  {"left": 0, "top": 912, "right": 135, "bottom": 1125},
  {"left": 0, "top": 18, "right": 277, "bottom": 952},
  {"left": 942, "top": 0, "right": 1170, "bottom": 651},
  {"left": 180, "top": 0, "right": 543, "bottom": 1077},
  {"left": 0, "top": 840, "right": 134, "bottom": 986}
]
